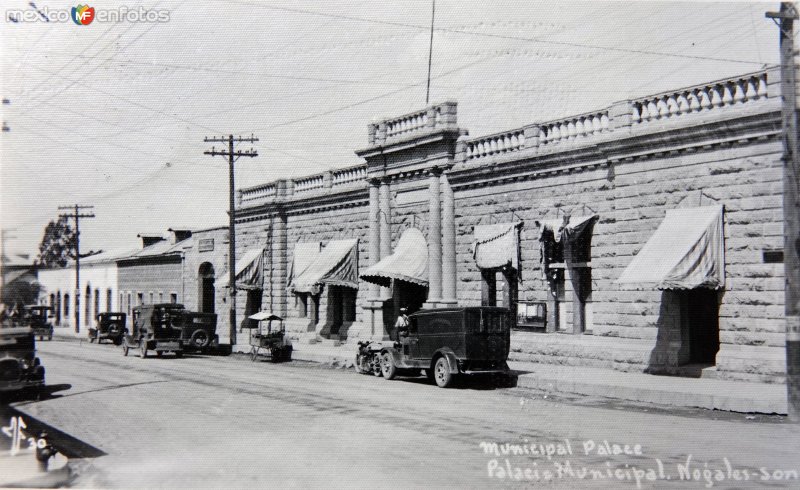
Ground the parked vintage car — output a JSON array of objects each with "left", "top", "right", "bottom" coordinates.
[
  {"left": 89, "top": 312, "right": 127, "bottom": 345},
  {"left": 0, "top": 327, "right": 46, "bottom": 395},
  {"left": 356, "top": 306, "right": 511, "bottom": 388},
  {"left": 122, "top": 304, "right": 184, "bottom": 358},
  {"left": 171, "top": 311, "right": 218, "bottom": 353},
  {"left": 20, "top": 305, "right": 54, "bottom": 341}
]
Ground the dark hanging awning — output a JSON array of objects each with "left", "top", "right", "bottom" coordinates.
[
  {"left": 472, "top": 222, "right": 522, "bottom": 270},
  {"left": 291, "top": 239, "right": 359, "bottom": 295},
  {"left": 219, "top": 248, "right": 264, "bottom": 290},
  {"left": 360, "top": 228, "right": 428, "bottom": 287},
  {"left": 617, "top": 205, "right": 725, "bottom": 289}
]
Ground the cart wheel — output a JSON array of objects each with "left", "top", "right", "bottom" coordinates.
[
  {"left": 381, "top": 352, "right": 397, "bottom": 380},
  {"left": 434, "top": 356, "right": 454, "bottom": 388},
  {"left": 371, "top": 354, "right": 383, "bottom": 377},
  {"left": 140, "top": 341, "right": 147, "bottom": 359},
  {"left": 270, "top": 347, "right": 281, "bottom": 362}
]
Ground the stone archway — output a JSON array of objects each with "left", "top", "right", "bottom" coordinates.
[{"left": 198, "top": 262, "right": 215, "bottom": 314}]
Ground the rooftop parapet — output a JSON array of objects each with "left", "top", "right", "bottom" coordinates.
[{"left": 367, "top": 101, "right": 458, "bottom": 146}]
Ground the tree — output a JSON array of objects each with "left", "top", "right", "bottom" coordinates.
[
  {"left": 36, "top": 217, "right": 77, "bottom": 268},
  {"left": 1, "top": 279, "right": 41, "bottom": 306}
]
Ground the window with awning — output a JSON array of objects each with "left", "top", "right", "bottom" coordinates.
[
  {"left": 617, "top": 205, "right": 725, "bottom": 289},
  {"left": 290, "top": 239, "right": 359, "bottom": 295},
  {"left": 218, "top": 248, "right": 264, "bottom": 290},
  {"left": 287, "top": 242, "right": 321, "bottom": 290},
  {"left": 472, "top": 222, "right": 522, "bottom": 270},
  {"left": 361, "top": 228, "right": 428, "bottom": 287}
]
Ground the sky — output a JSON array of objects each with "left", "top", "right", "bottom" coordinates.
[{"left": 0, "top": 0, "right": 787, "bottom": 260}]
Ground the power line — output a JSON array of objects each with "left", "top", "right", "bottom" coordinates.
[
  {"left": 57, "top": 205, "right": 95, "bottom": 334},
  {"left": 219, "top": 0, "right": 766, "bottom": 65}
]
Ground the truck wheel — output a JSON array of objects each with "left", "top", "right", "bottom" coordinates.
[
  {"left": 190, "top": 329, "right": 210, "bottom": 349},
  {"left": 434, "top": 357, "right": 454, "bottom": 388},
  {"left": 381, "top": 352, "right": 397, "bottom": 380}
]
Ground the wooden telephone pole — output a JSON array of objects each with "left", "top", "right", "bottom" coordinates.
[
  {"left": 767, "top": 2, "right": 800, "bottom": 422},
  {"left": 203, "top": 135, "right": 258, "bottom": 347},
  {"left": 58, "top": 205, "right": 95, "bottom": 333}
]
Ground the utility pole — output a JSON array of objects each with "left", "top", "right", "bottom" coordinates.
[
  {"left": 767, "top": 1, "right": 800, "bottom": 422},
  {"left": 58, "top": 205, "right": 95, "bottom": 333},
  {"left": 425, "top": 0, "right": 436, "bottom": 104},
  {"left": 1, "top": 228, "right": 18, "bottom": 290},
  {"left": 203, "top": 134, "right": 258, "bottom": 347}
]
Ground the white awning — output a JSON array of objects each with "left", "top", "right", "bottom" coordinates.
[
  {"left": 287, "top": 242, "right": 321, "bottom": 289},
  {"left": 291, "top": 239, "right": 359, "bottom": 295},
  {"left": 361, "top": 228, "right": 428, "bottom": 287},
  {"left": 617, "top": 205, "right": 725, "bottom": 289},
  {"left": 248, "top": 311, "right": 283, "bottom": 321},
  {"left": 472, "top": 222, "right": 522, "bottom": 270},
  {"left": 219, "top": 248, "right": 264, "bottom": 289}
]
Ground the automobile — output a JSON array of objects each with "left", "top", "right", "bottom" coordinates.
[
  {"left": 357, "top": 306, "right": 511, "bottom": 388},
  {"left": 20, "top": 305, "right": 54, "bottom": 341},
  {"left": 122, "top": 304, "right": 184, "bottom": 358},
  {"left": 0, "top": 327, "right": 46, "bottom": 396},
  {"left": 171, "top": 311, "right": 218, "bottom": 353},
  {"left": 88, "top": 312, "right": 127, "bottom": 345}
]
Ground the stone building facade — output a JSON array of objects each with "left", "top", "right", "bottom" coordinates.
[{"left": 236, "top": 66, "right": 786, "bottom": 384}]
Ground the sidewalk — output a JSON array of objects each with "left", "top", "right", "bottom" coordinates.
[
  {"left": 50, "top": 328, "right": 788, "bottom": 414},
  {"left": 282, "top": 341, "right": 788, "bottom": 415}
]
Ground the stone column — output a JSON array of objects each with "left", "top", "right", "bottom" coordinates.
[
  {"left": 440, "top": 173, "right": 457, "bottom": 305},
  {"left": 424, "top": 168, "right": 442, "bottom": 307},
  {"left": 272, "top": 211, "right": 288, "bottom": 318},
  {"left": 379, "top": 179, "right": 392, "bottom": 301},
  {"left": 368, "top": 179, "right": 381, "bottom": 302}
]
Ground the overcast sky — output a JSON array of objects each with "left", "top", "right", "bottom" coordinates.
[{"left": 0, "top": 1, "right": 786, "bottom": 259}]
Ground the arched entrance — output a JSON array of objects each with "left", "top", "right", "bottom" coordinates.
[{"left": 198, "top": 263, "right": 215, "bottom": 313}]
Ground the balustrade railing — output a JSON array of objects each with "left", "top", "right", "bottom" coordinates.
[{"left": 631, "top": 71, "right": 768, "bottom": 124}]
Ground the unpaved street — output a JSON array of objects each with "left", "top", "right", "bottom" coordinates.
[{"left": 6, "top": 340, "right": 800, "bottom": 488}]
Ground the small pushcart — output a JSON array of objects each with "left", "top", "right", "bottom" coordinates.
[{"left": 243, "top": 312, "right": 292, "bottom": 362}]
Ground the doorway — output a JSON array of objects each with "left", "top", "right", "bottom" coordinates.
[
  {"left": 684, "top": 289, "right": 720, "bottom": 364},
  {"left": 198, "top": 262, "right": 215, "bottom": 313}
]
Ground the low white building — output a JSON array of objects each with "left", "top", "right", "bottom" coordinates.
[{"left": 38, "top": 247, "right": 136, "bottom": 333}]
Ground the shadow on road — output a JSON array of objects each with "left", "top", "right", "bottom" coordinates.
[{"left": 1, "top": 384, "right": 73, "bottom": 404}]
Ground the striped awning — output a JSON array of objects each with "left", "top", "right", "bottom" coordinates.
[
  {"left": 219, "top": 248, "right": 264, "bottom": 290},
  {"left": 617, "top": 205, "right": 725, "bottom": 289},
  {"left": 291, "top": 239, "right": 359, "bottom": 295},
  {"left": 361, "top": 228, "right": 428, "bottom": 287},
  {"left": 472, "top": 222, "right": 522, "bottom": 270},
  {"left": 287, "top": 242, "right": 321, "bottom": 289}
]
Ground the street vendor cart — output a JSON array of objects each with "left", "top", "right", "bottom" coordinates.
[{"left": 243, "top": 312, "right": 292, "bottom": 362}]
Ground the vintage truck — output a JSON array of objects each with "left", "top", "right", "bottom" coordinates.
[
  {"left": 0, "top": 327, "right": 46, "bottom": 396},
  {"left": 356, "top": 306, "right": 511, "bottom": 388}
]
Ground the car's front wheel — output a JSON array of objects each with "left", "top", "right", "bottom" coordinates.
[
  {"left": 381, "top": 352, "right": 397, "bottom": 380},
  {"left": 434, "top": 357, "right": 454, "bottom": 388}
]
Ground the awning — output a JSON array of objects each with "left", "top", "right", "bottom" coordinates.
[
  {"left": 539, "top": 214, "right": 599, "bottom": 263},
  {"left": 248, "top": 311, "right": 283, "bottom": 322},
  {"left": 291, "top": 239, "right": 359, "bottom": 295},
  {"left": 287, "top": 242, "right": 321, "bottom": 289},
  {"left": 219, "top": 248, "right": 264, "bottom": 290},
  {"left": 617, "top": 205, "right": 725, "bottom": 289},
  {"left": 361, "top": 228, "right": 428, "bottom": 287},
  {"left": 472, "top": 222, "right": 522, "bottom": 270},
  {"left": 538, "top": 215, "right": 598, "bottom": 243}
]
